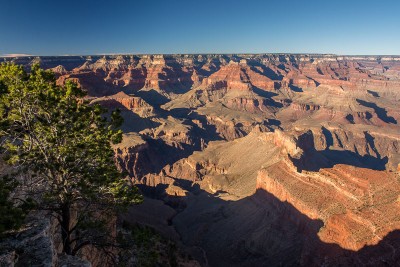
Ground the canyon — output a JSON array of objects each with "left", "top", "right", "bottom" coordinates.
[{"left": 2, "top": 54, "right": 400, "bottom": 266}]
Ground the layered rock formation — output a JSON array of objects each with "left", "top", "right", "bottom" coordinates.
[{"left": 2, "top": 54, "right": 400, "bottom": 266}]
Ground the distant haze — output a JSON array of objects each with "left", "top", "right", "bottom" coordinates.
[
  {"left": 1, "top": 54, "right": 34, "bottom": 57},
  {"left": 1, "top": 0, "right": 399, "bottom": 56}
]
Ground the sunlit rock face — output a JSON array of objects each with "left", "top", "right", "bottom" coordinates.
[{"left": 3, "top": 54, "right": 400, "bottom": 266}]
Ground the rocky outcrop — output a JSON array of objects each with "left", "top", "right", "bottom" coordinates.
[
  {"left": 200, "top": 61, "right": 276, "bottom": 92},
  {"left": 0, "top": 213, "right": 91, "bottom": 267},
  {"left": 92, "top": 92, "right": 155, "bottom": 117},
  {"left": 290, "top": 102, "right": 321, "bottom": 111},
  {"left": 257, "top": 162, "right": 400, "bottom": 251},
  {"left": 225, "top": 97, "right": 274, "bottom": 114},
  {"left": 113, "top": 133, "right": 150, "bottom": 178}
]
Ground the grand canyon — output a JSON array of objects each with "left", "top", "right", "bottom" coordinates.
[{"left": 2, "top": 53, "right": 400, "bottom": 266}]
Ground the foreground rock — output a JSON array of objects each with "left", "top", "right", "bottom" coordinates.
[{"left": 0, "top": 213, "right": 91, "bottom": 267}]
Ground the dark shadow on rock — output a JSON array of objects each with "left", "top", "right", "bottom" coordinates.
[
  {"left": 115, "top": 106, "right": 225, "bottom": 179},
  {"left": 346, "top": 114, "right": 356, "bottom": 124},
  {"left": 316, "top": 67, "right": 324, "bottom": 75},
  {"left": 292, "top": 130, "right": 388, "bottom": 172},
  {"left": 120, "top": 68, "right": 147, "bottom": 93},
  {"left": 364, "top": 111, "right": 373, "bottom": 120},
  {"left": 129, "top": 179, "right": 400, "bottom": 267},
  {"left": 265, "top": 118, "right": 281, "bottom": 128},
  {"left": 321, "top": 126, "right": 334, "bottom": 148},
  {"left": 167, "top": 108, "right": 225, "bottom": 143},
  {"left": 357, "top": 99, "right": 397, "bottom": 124},
  {"left": 122, "top": 116, "right": 222, "bottom": 178},
  {"left": 141, "top": 138, "right": 203, "bottom": 176},
  {"left": 252, "top": 87, "right": 283, "bottom": 108},
  {"left": 364, "top": 131, "right": 381, "bottom": 159},
  {"left": 166, "top": 107, "right": 195, "bottom": 119},
  {"left": 71, "top": 72, "right": 119, "bottom": 97},
  {"left": 196, "top": 57, "right": 222, "bottom": 77},
  {"left": 289, "top": 84, "right": 304, "bottom": 92},
  {"left": 263, "top": 66, "right": 284, "bottom": 81},
  {"left": 247, "top": 61, "right": 284, "bottom": 81},
  {"left": 119, "top": 111, "right": 159, "bottom": 133},
  {"left": 367, "top": 90, "right": 380, "bottom": 98},
  {"left": 135, "top": 89, "right": 170, "bottom": 106},
  {"left": 252, "top": 87, "right": 279, "bottom": 98},
  {"left": 277, "top": 63, "right": 287, "bottom": 71},
  {"left": 97, "top": 99, "right": 160, "bottom": 132},
  {"left": 158, "top": 57, "right": 194, "bottom": 94}
]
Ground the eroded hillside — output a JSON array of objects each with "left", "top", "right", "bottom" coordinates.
[{"left": 3, "top": 54, "right": 400, "bottom": 266}]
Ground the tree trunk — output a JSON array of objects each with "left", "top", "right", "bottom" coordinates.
[{"left": 60, "top": 203, "right": 72, "bottom": 255}]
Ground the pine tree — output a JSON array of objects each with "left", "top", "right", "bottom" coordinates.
[
  {"left": 0, "top": 63, "right": 142, "bottom": 255},
  {"left": 0, "top": 174, "right": 32, "bottom": 236}
]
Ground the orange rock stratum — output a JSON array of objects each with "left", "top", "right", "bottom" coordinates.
[{"left": 3, "top": 54, "right": 400, "bottom": 266}]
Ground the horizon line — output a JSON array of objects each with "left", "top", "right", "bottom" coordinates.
[{"left": 2, "top": 53, "right": 400, "bottom": 58}]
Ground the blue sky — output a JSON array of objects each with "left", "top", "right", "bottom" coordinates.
[{"left": 0, "top": 0, "right": 399, "bottom": 55}]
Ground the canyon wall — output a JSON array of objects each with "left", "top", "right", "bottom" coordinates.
[{"left": 2, "top": 54, "right": 400, "bottom": 266}]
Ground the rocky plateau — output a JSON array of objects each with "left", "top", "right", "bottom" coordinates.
[{"left": 2, "top": 54, "right": 400, "bottom": 266}]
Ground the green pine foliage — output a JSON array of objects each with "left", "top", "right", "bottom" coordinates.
[
  {"left": 0, "top": 175, "right": 31, "bottom": 236},
  {"left": 0, "top": 63, "right": 142, "bottom": 254}
]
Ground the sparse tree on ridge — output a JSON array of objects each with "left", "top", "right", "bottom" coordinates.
[{"left": 0, "top": 63, "right": 142, "bottom": 256}]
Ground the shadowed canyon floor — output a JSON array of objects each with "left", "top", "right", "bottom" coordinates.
[{"left": 3, "top": 54, "right": 400, "bottom": 266}]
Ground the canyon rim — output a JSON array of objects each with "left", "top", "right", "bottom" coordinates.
[{"left": 1, "top": 53, "right": 400, "bottom": 266}]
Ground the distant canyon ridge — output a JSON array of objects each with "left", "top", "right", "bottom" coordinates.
[{"left": 3, "top": 54, "right": 400, "bottom": 266}]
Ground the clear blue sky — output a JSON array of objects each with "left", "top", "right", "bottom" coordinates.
[{"left": 0, "top": 0, "right": 399, "bottom": 55}]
